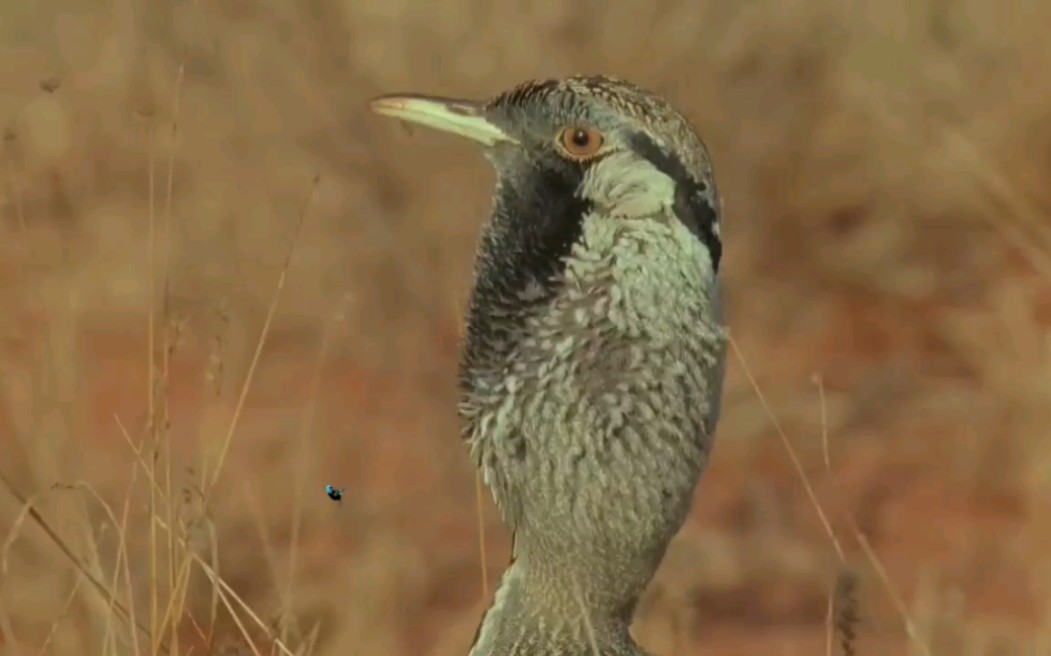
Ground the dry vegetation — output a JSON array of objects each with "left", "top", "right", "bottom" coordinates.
[{"left": 2, "top": 0, "right": 1051, "bottom": 654}]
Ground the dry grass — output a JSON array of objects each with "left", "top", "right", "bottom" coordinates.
[{"left": 2, "top": 0, "right": 1051, "bottom": 654}]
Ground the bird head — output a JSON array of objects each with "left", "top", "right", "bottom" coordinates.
[
  {"left": 368, "top": 76, "right": 721, "bottom": 275},
  {"left": 370, "top": 76, "right": 724, "bottom": 390}
]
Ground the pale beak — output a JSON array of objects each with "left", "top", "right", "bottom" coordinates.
[{"left": 367, "top": 93, "right": 516, "bottom": 147}]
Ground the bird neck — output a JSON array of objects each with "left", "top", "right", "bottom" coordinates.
[{"left": 469, "top": 557, "right": 649, "bottom": 656}]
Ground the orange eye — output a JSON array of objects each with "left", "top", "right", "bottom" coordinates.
[{"left": 557, "top": 126, "right": 604, "bottom": 160}]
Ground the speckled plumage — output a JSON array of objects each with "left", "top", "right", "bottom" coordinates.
[
  {"left": 371, "top": 75, "right": 727, "bottom": 656},
  {"left": 464, "top": 214, "right": 724, "bottom": 656}
]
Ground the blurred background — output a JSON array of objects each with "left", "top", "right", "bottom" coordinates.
[{"left": 2, "top": 0, "right": 1050, "bottom": 654}]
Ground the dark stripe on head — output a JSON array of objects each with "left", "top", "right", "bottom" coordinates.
[
  {"left": 459, "top": 158, "right": 591, "bottom": 393},
  {"left": 626, "top": 132, "right": 722, "bottom": 273},
  {"left": 488, "top": 79, "right": 560, "bottom": 111}
]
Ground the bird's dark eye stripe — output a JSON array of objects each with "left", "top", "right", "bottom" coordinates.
[{"left": 626, "top": 132, "right": 721, "bottom": 272}]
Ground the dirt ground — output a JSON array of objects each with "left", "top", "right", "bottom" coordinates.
[{"left": 2, "top": 1, "right": 1051, "bottom": 654}]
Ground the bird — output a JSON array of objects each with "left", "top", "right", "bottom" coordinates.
[
  {"left": 325, "top": 485, "right": 344, "bottom": 503},
  {"left": 369, "top": 76, "right": 727, "bottom": 656}
]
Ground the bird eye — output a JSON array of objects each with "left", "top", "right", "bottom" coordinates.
[{"left": 557, "top": 126, "right": 604, "bottom": 160}]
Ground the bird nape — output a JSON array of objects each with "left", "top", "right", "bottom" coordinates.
[{"left": 369, "top": 75, "right": 727, "bottom": 656}]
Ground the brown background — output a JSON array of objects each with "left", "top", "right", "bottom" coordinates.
[{"left": 2, "top": 0, "right": 1050, "bottom": 654}]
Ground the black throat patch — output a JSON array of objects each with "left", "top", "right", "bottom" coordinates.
[
  {"left": 459, "top": 157, "right": 591, "bottom": 394},
  {"left": 626, "top": 132, "right": 721, "bottom": 273}
]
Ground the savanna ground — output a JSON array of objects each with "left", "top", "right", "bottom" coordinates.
[{"left": 1, "top": 1, "right": 1050, "bottom": 654}]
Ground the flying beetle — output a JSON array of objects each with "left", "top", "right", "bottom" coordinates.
[{"left": 325, "top": 485, "right": 344, "bottom": 504}]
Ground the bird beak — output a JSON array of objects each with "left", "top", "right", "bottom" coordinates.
[{"left": 367, "top": 93, "right": 516, "bottom": 147}]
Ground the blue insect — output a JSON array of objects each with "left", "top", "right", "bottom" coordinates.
[{"left": 325, "top": 485, "right": 344, "bottom": 503}]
